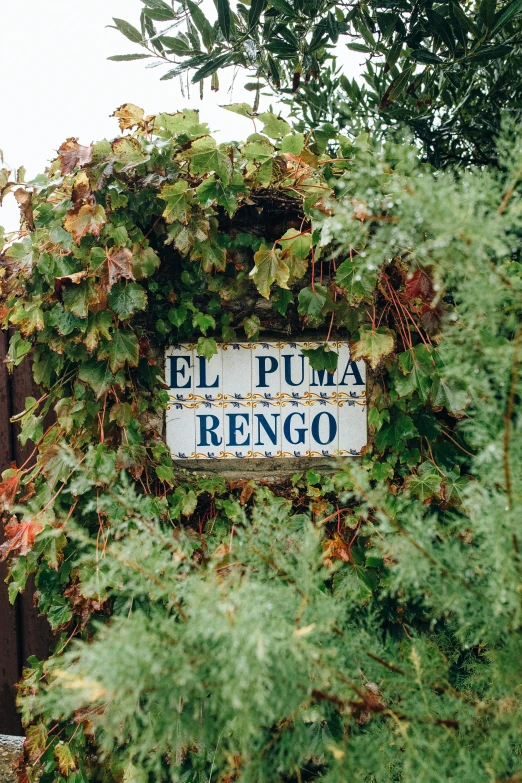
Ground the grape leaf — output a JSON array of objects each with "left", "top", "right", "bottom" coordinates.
[
  {"left": 63, "top": 204, "right": 106, "bottom": 244},
  {"left": 108, "top": 282, "right": 147, "bottom": 320},
  {"left": 250, "top": 244, "right": 290, "bottom": 298},
  {"left": 350, "top": 325, "right": 395, "bottom": 369},
  {"left": 188, "top": 137, "right": 232, "bottom": 184},
  {"left": 160, "top": 180, "right": 193, "bottom": 224},
  {"left": 99, "top": 331, "right": 139, "bottom": 372}
]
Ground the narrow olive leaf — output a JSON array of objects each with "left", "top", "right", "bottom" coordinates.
[
  {"left": 428, "top": 10, "right": 456, "bottom": 53},
  {"left": 192, "top": 53, "right": 233, "bottom": 83},
  {"left": 108, "top": 53, "right": 152, "bottom": 61},
  {"left": 466, "top": 43, "right": 511, "bottom": 61},
  {"left": 249, "top": 0, "right": 267, "bottom": 28},
  {"left": 478, "top": 0, "right": 496, "bottom": 29},
  {"left": 186, "top": 0, "right": 214, "bottom": 49},
  {"left": 380, "top": 65, "right": 414, "bottom": 107},
  {"left": 491, "top": 0, "right": 522, "bottom": 34},
  {"left": 111, "top": 18, "right": 144, "bottom": 44},
  {"left": 217, "top": 0, "right": 231, "bottom": 40}
]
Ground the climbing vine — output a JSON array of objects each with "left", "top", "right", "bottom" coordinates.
[{"left": 0, "top": 102, "right": 497, "bottom": 781}]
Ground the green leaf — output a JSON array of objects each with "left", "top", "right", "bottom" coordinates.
[
  {"left": 405, "top": 462, "right": 442, "bottom": 502},
  {"left": 112, "top": 17, "right": 143, "bottom": 43},
  {"left": 160, "top": 180, "right": 193, "bottom": 224},
  {"left": 374, "top": 411, "right": 418, "bottom": 451},
  {"left": 196, "top": 172, "right": 247, "bottom": 216},
  {"left": 85, "top": 311, "right": 113, "bottom": 352},
  {"left": 62, "top": 279, "right": 98, "bottom": 318},
  {"left": 99, "top": 331, "right": 139, "bottom": 372},
  {"left": 301, "top": 344, "right": 338, "bottom": 373},
  {"left": 242, "top": 314, "right": 261, "bottom": 338},
  {"left": 78, "top": 360, "right": 114, "bottom": 398},
  {"left": 197, "top": 336, "right": 218, "bottom": 360},
  {"left": 192, "top": 53, "right": 232, "bottom": 82},
  {"left": 250, "top": 244, "right": 290, "bottom": 298},
  {"left": 217, "top": 0, "right": 231, "bottom": 40},
  {"left": 186, "top": 0, "right": 214, "bottom": 49},
  {"left": 159, "top": 36, "right": 193, "bottom": 55},
  {"left": 491, "top": 0, "right": 522, "bottom": 33},
  {"left": 249, "top": 0, "right": 267, "bottom": 28},
  {"left": 298, "top": 284, "right": 327, "bottom": 320},
  {"left": 350, "top": 326, "right": 395, "bottom": 370},
  {"left": 272, "top": 287, "right": 293, "bottom": 316},
  {"left": 109, "top": 402, "right": 134, "bottom": 427},
  {"left": 279, "top": 228, "right": 312, "bottom": 259},
  {"left": 188, "top": 136, "right": 232, "bottom": 184},
  {"left": 335, "top": 259, "right": 377, "bottom": 304},
  {"left": 132, "top": 246, "right": 160, "bottom": 280},
  {"left": 280, "top": 133, "right": 305, "bottom": 155},
  {"left": 168, "top": 305, "right": 188, "bottom": 327},
  {"left": 478, "top": 0, "right": 496, "bottom": 29},
  {"left": 192, "top": 312, "right": 216, "bottom": 335},
  {"left": 221, "top": 102, "right": 253, "bottom": 118},
  {"left": 258, "top": 111, "right": 291, "bottom": 139},
  {"left": 108, "top": 53, "right": 152, "bottom": 61},
  {"left": 108, "top": 283, "right": 147, "bottom": 320}
]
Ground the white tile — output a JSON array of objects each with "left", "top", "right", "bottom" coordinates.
[
  {"left": 337, "top": 342, "right": 366, "bottom": 400},
  {"left": 251, "top": 342, "right": 281, "bottom": 404},
  {"left": 165, "top": 343, "right": 195, "bottom": 403},
  {"left": 194, "top": 347, "right": 223, "bottom": 404},
  {"left": 308, "top": 399, "right": 339, "bottom": 457},
  {"left": 166, "top": 403, "right": 196, "bottom": 459},
  {"left": 222, "top": 343, "right": 252, "bottom": 402},
  {"left": 307, "top": 341, "right": 337, "bottom": 401},
  {"left": 280, "top": 401, "right": 310, "bottom": 458},
  {"left": 194, "top": 402, "right": 224, "bottom": 459},
  {"left": 280, "top": 342, "right": 309, "bottom": 401},
  {"left": 222, "top": 401, "right": 253, "bottom": 458},
  {"left": 337, "top": 397, "right": 367, "bottom": 456},
  {"left": 251, "top": 402, "right": 282, "bottom": 458}
]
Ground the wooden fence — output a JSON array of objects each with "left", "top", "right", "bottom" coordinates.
[{"left": 0, "top": 331, "right": 53, "bottom": 735}]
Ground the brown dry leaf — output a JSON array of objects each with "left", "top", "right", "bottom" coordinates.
[
  {"left": 54, "top": 270, "right": 88, "bottom": 298},
  {"left": 64, "top": 203, "right": 106, "bottom": 244},
  {"left": 57, "top": 138, "right": 92, "bottom": 175},
  {"left": 71, "top": 171, "right": 92, "bottom": 205},
  {"left": 0, "top": 515, "right": 44, "bottom": 560},
  {"left": 112, "top": 103, "right": 145, "bottom": 131},
  {"left": 105, "top": 247, "right": 135, "bottom": 291},
  {"left": 14, "top": 188, "right": 34, "bottom": 229},
  {"left": 0, "top": 469, "right": 20, "bottom": 510},
  {"left": 323, "top": 532, "right": 352, "bottom": 564},
  {"left": 25, "top": 722, "right": 47, "bottom": 762}
]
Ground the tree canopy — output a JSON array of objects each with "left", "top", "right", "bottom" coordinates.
[{"left": 111, "top": 0, "right": 522, "bottom": 165}]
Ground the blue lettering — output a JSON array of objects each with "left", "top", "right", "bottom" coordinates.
[
  {"left": 255, "top": 413, "right": 280, "bottom": 446},
  {"left": 310, "top": 368, "right": 336, "bottom": 388},
  {"left": 339, "top": 361, "right": 364, "bottom": 386},
  {"left": 283, "top": 412, "right": 307, "bottom": 445},
  {"left": 197, "top": 415, "right": 222, "bottom": 447},
  {"left": 226, "top": 413, "right": 250, "bottom": 447},
  {"left": 196, "top": 355, "right": 219, "bottom": 388},
  {"left": 281, "top": 353, "right": 305, "bottom": 387},
  {"left": 311, "top": 411, "right": 337, "bottom": 445},
  {"left": 169, "top": 356, "right": 191, "bottom": 389},
  {"left": 256, "top": 355, "right": 278, "bottom": 388}
]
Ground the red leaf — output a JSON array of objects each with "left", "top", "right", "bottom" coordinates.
[
  {"left": 0, "top": 515, "right": 44, "bottom": 560},
  {"left": 405, "top": 268, "right": 434, "bottom": 302}
]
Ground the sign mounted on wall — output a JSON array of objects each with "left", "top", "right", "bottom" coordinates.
[{"left": 165, "top": 342, "right": 367, "bottom": 460}]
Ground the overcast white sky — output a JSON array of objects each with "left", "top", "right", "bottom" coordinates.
[{"left": 0, "top": 0, "right": 362, "bottom": 231}]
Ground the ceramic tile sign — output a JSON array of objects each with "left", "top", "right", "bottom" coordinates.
[{"left": 165, "top": 342, "right": 367, "bottom": 460}]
